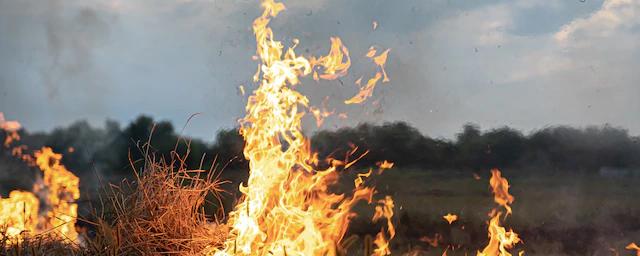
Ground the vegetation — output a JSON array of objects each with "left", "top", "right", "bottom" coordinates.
[{"left": 3, "top": 116, "right": 638, "bottom": 189}]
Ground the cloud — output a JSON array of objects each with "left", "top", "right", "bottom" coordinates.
[{"left": 554, "top": 0, "right": 640, "bottom": 44}]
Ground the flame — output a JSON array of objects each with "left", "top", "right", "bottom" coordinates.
[
  {"left": 372, "top": 49, "right": 390, "bottom": 83},
  {"left": 477, "top": 169, "right": 522, "bottom": 256},
  {"left": 489, "top": 169, "right": 514, "bottom": 215},
  {"left": 0, "top": 191, "right": 39, "bottom": 240},
  {"left": 0, "top": 112, "right": 21, "bottom": 146},
  {"left": 366, "top": 46, "right": 377, "bottom": 58},
  {"left": 354, "top": 169, "right": 373, "bottom": 188},
  {"left": 0, "top": 113, "right": 21, "bottom": 133},
  {"left": 372, "top": 196, "right": 395, "bottom": 256},
  {"left": 0, "top": 113, "right": 80, "bottom": 243},
  {"left": 377, "top": 160, "right": 394, "bottom": 169},
  {"left": 344, "top": 72, "right": 383, "bottom": 105},
  {"left": 214, "top": 1, "right": 393, "bottom": 255},
  {"left": 345, "top": 45, "right": 390, "bottom": 105},
  {"left": 443, "top": 213, "right": 458, "bottom": 224},
  {"left": 311, "top": 37, "right": 351, "bottom": 81},
  {"left": 0, "top": 147, "right": 80, "bottom": 242},
  {"left": 309, "top": 97, "right": 334, "bottom": 128},
  {"left": 627, "top": 243, "right": 640, "bottom": 256},
  {"left": 34, "top": 147, "right": 80, "bottom": 241}
]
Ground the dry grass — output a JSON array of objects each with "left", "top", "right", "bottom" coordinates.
[
  {"left": 0, "top": 233, "right": 80, "bottom": 256},
  {"left": 94, "top": 147, "right": 229, "bottom": 255}
]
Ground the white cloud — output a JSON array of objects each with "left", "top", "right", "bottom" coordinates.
[{"left": 554, "top": 0, "right": 640, "bottom": 44}]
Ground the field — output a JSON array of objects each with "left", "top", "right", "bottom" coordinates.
[
  {"left": 344, "top": 168, "right": 640, "bottom": 255},
  {"left": 218, "top": 167, "right": 640, "bottom": 255}
]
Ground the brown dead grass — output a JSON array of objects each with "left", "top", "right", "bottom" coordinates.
[{"left": 95, "top": 147, "right": 229, "bottom": 255}]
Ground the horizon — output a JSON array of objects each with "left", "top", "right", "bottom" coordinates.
[{"left": 10, "top": 114, "right": 640, "bottom": 144}]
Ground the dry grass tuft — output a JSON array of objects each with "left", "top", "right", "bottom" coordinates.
[{"left": 96, "top": 150, "right": 229, "bottom": 255}]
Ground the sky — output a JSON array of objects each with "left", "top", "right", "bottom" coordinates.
[{"left": 1, "top": 0, "right": 639, "bottom": 142}]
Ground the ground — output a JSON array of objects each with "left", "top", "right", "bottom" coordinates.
[{"left": 345, "top": 168, "right": 640, "bottom": 255}]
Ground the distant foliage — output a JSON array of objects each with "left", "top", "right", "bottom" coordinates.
[
  {"left": 312, "top": 122, "right": 640, "bottom": 172},
  {"left": 1, "top": 117, "right": 639, "bottom": 186}
]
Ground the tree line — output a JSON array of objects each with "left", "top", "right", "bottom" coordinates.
[{"left": 2, "top": 115, "right": 639, "bottom": 187}]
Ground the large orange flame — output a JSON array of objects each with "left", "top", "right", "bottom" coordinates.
[
  {"left": 214, "top": 1, "right": 393, "bottom": 255},
  {"left": 34, "top": 147, "right": 80, "bottom": 241},
  {"left": 477, "top": 169, "right": 522, "bottom": 256},
  {"left": 0, "top": 113, "right": 79, "bottom": 243}
]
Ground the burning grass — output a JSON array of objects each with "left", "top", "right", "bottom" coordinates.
[
  {"left": 1, "top": 233, "right": 81, "bottom": 256},
  {"left": 1, "top": 145, "right": 230, "bottom": 256}
]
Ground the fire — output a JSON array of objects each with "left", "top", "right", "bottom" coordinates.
[
  {"left": 477, "top": 169, "right": 522, "bottom": 256},
  {"left": 377, "top": 160, "right": 394, "bottom": 170},
  {"left": 628, "top": 243, "right": 640, "bottom": 256},
  {"left": 0, "top": 113, "right": 80, "bottom": 243},
  {"left": 0, "top": 113, "right": 21, "bottom": 133},
  {"left": 344, "top": 47, "right": 390, "bottom": 105},
  {"left": 0, "top": 112, "right": 21, "bottom": 146},
  {"left": 0, "top": 191, "right": 39, "bottom": 238},
  {"left": 488, "top": 169, "right": 514, "bottom": 215},
  {"left": 34, "top": 147, "right": 80, "bottom": 241},
  {"left": 372, "top": 196, "right": 395, "bottom": 256},
  {"left": 214, "top": 0, "right": 393, "bottom": 255},
  {"left": 443, "top": 213, "right": 458, "bottom": 224}
]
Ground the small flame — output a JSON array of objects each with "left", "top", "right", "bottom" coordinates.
[
  {"left": 345, "top": 47, "right": 390, "bottom": 105},
  {"left": 0, "top": 113, "right": 21, "bottom": 133},
  {"left": 627, "top": 243, "right": 640, "bottom": 256},
  {"left": 311, "top": 37, "right": 351, "bottom": 81},
  {"left": 344, "top": 72, "right": 383, "bottom": 105},
  {"left": 477, "top": 169, "right": 522, "bottom": 256},
  {"left": 366, "top": 46, "right": 377, "bottom": 58},
  {"left": 238, "top": 85, "right": 246, "bottom": 96},
  {"left": 443, "top": 213, "right": 458, "bottom": 224},
  {"left": 372, "top": 196, "right": 395, "bottom": 256},
  {"left": 377, "top": 160, "right": 394, "bottom": 170},
  {"left": 489, "top": 169, "right": 514, "bottom": 215},
  {"left": 372, "top": 49, "right": 390, "bottom": 83},
  {"left": 354, "top": 169, "right": 373, "bottom": 188},
  {"left": 0, "top": 112, "right": 21, "bottom": 146}
]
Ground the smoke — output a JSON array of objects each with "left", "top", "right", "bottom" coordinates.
[{"left": 42, "top": 0, "right": 112, "bottom": 98}]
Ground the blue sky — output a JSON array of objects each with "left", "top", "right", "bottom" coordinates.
[{"left": 1, "top": 0, "right": 639, "bottom": 141}]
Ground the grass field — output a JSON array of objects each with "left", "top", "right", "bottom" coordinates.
[{"left": 344, "top": 168, "right": 640, "bottom": 255}]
